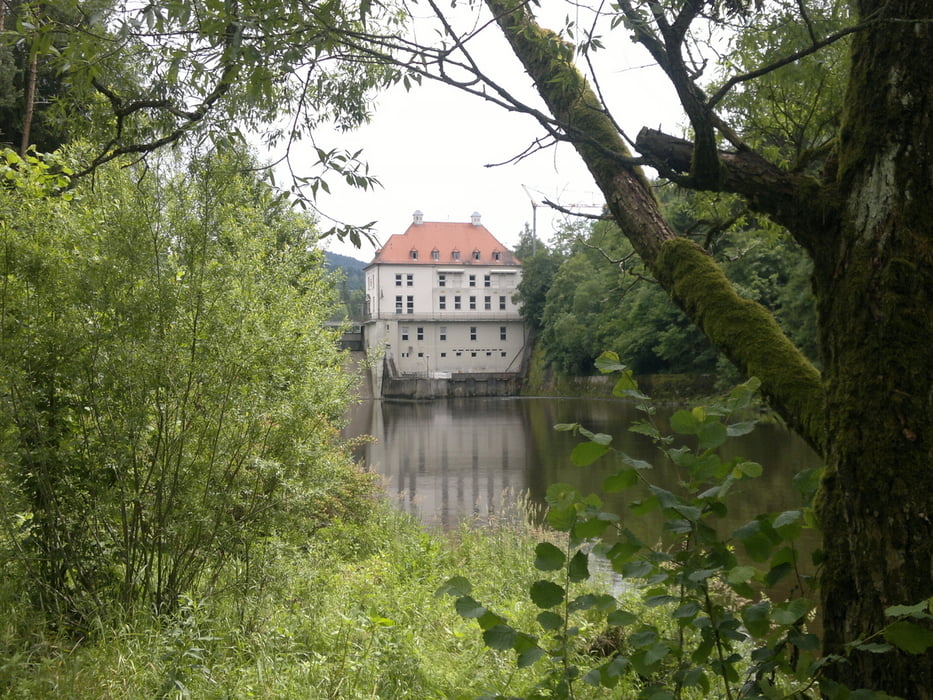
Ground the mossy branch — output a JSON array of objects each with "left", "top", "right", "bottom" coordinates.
[
  {"left": 486, "top": 0, "right": 826, "bottom": 452},
  {"left": 656, "top": 238, "right": 825, "bottom": 452}
]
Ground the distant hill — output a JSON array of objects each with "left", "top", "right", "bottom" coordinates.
[
  {"left": 324, "top": 251, "right": 367, "bottom": 321},
  {"left": 324, "top": 251, "right": 368, "bottom": 273}
]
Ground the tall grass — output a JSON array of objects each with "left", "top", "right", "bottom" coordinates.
[{"left": 0, "top": 494, "right": 566, "bottom": 699}]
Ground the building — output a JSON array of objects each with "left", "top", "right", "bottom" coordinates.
[{"left": 363, "top": 211, "right": 525, "bottom": 382}]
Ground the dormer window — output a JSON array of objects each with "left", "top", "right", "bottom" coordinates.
[
  {"left": 493, "top": 250, "right": 501, "bottom": 261},
  {"left": 472, "top": 249, "right": 481, "bottom": 261},
  {"left": 452, "top": 249, "right": 460, "bottom": 261},
  {"left": 410, "top": 249, "right": 418, "bottom": 260},
  {"left": 431, "top": 248, "right": 439, "bottom": 261}
]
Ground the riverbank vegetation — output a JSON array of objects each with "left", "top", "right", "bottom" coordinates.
[{"left": 513, "top": 187, "right": 819, "bottom": 387}]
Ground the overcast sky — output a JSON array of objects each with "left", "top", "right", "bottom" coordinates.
[{"left": 300, "top": 7, "right": 683, "bottom": 262}]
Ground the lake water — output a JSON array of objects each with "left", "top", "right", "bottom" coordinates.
[{"left": 343, "top": 396, "right": 824, "bottom": 542}]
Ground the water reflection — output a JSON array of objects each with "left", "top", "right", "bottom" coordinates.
[{"left": 345, "top": 397, "right": 824, "bottom": 540}]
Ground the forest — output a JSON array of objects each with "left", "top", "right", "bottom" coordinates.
[{"left": 1, "top": 0, "right": 930, "bottom": 698}]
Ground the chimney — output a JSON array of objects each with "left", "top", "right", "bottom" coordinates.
[
  {"left": 413, "top": 210, "right": 424, "bottom": 225},
  {"left": 471, "top": 211, "right": 481, "bottom": 226}
]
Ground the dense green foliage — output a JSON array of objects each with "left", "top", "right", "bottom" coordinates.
[
  {"left": 0, "top": 148, "right": 365, "bottom": 626},
  {"left": 325, "top": 251, "right": 367, "bottom": 322},
  {"left": 441, "top": 357, "right": 931, "bottom": 699},
  {"left": 0, "top": 494, "right": 566, "bottom": 698},
  {"left": 517, "top": 191, "right": 817, "bottom": 379},
  {"left": 0, "top": 0, "right": 404, "bottom": 242}
]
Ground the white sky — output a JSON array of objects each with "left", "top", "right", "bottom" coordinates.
[{"left": 298, "top": 6, "right": 684, "bottom": 262}]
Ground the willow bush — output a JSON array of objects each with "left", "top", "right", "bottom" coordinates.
[{"left": 0, "top": 148, "right": 365, "bottom": 628}]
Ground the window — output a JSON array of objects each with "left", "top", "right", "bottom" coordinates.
[
  {"left": 410, "top": 249, "right": 418, "bottom": 260},
  {"left": 484, "top": 296, "right": 492, "bottom": 310},
  {"left": 439, "top": 326, "right": 447, "bottom": 341},
  {"left": 406, "top": 296, "right": 414, "bottom": 314},
  {"left": 406, "top": 274, "right": 413, "bottom": 287},
  {"left": 469, "top": 296, "right": 476, "bottom": 310},
  {"left": 395, "top": 296, "right": 403, "bottom": 314},
  {"left": 471, "top": 352, "right": 477, "bottom": 357},
  {"left": 438, "top": 273, "right": 446, "bottom": 287},
  {"left": 500, "top": 326, "right": 507, "bottom": 341},
  {"left": 440, "top": 352, "right": 447, "bottom": 358},
  {"left": 493, "top": 251, "right": 501, "bottom": 261},
  {"left": 417, "top": 327, "right": 424, "bottom": 341},
  {"left": 500, "top": 351, "right": 507, "bottom": 357},
  {"left": 472, "top": 250, "right": 481, "bottom": 261},
  {"left": 439, "top": 296, "right": 446, "bottom": 310},
  {"left": 470, "top": 327, "right": 477, "bottom": 341},
  {"left": 469, "top": 274, "right": 476, "bottom": 287},
  {"left": 432, "top": 249, "right": 439, "bottom": 261},
  {"left": 395, "top": 274, "right": 402, "bottom": 287},
  {"left": 452, "top": 250, "right": 460, "bottom": 261},
  {"left": 499, "top": 295, "right": 507, "bottom": 310},
  {"left": 401, "top": 326, "right": 409, "bottom": 341},
  {"left": 456, "top": 351, "right": 462, "bottom": 357},
  {"left": 454, "top": 295, "right": 462, "bottom": 310},
  {"left": 417, "top": 352, "right": 424, "bottom": 358},
  {"left": 484, "top": 274, "right": 491, "bottom": 287},
  {"left": 486, "top": 351, "right": 492, "bottom": 357}
]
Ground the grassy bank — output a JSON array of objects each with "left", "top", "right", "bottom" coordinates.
[{"left": 0, "top": 498, "right": 589, "bottom": 699}]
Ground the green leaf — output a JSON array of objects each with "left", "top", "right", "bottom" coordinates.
[
  {"left": 454, "top": 596, "right": 486, "bottom": 618},
  {"left": 884, "top": 620, "right": 933, "bottom": 654},
  {"left": 697, "top": 421, "right": 728, "bottom": 450},
  {"left": 726, "top": 565, "right": 757, "bottom": 585},
  {"left": 534, "top": 542, "right": 566, "bottom": 571},
  {"left": 673, "top": 600, "right": 701, "bottom": 619},
  {"left": 436, "top": 575, "right": 472, "bottom": 597},
  {"left": 773, "top": 510, "right": 803, "bottom": 540},
  {"left": 477, "top": 610, "right": 507, "bottom": 630},
  {"left": 604, "top": 467, "right": 638, "bottom": 492},
  {"left": 629, "top": 421, "right": 661, "bottom": 439},
  {"left": 574, "top": 515, "right": 614, "bottom": 539},
  {"left": 537, "top": 611, "right": 563, "bottom": 630},
  {"left": 608, "top": 609, "right": 638, "bottom": 626},
  {"left": 621, "top": 560, "right": 654, "bottom": 579},
  {"left": 628, "top": 627, "right": 658, "bottom": 648},
  {"left": 571, "top": 440, "right": 610, "bottom": 466},
  {"left": 568, "top": 550, "right": 590, "bottom": 582},
  {"left": 885, "top": 600, "right": 932, "bottom": 619},
  {"left": 530, "top": 580, "right": 565, "bottom": 609},
  {"left": 733, "top": 461, "right": 764, "bottom": 479},
  {"left": 772, "top": 598, "right": 811, "bottom": 626},
  {"left": 741, "top": 600, "right": 772, "bottom": 638},
  {"left": 594, "top": 351, "right": 625, "bottom": 373},
  {"left": 483, "top": 624, "right": 517, "bottom": 650},
  {"left": 630, "top": 495, "right": 660, "bottom": 516},
  {"left": 670, "top": 409, "right": 699, "bottom": 435},
  {"left": 517, "top": 646, "right": 546, "bottom": 667},
  {"left": 726, "top": 421, "right": 756, "bottom": 437}
]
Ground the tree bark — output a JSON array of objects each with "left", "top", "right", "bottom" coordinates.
[
  {"left": 484, "top": 0, "right": 825, "bottom": 451},
  {"left": 815, "top": 0, "right": 933, "bottom": 694},
  {"left": 486, "top": 0, "right": 932, "bottom": 695}
]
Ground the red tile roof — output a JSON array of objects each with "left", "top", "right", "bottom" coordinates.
[{"left": 369, "top": 220, "right": 521, "bottom": 266}]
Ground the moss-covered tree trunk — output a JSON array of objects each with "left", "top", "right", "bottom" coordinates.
[
  {"left": 486, "top": 0, "right": 932, "bottom": 694},
  {"left": 815, "top": 0, "right": 933, "bottom": 693}
]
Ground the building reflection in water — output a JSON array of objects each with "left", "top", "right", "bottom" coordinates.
[
  {"left": 345, "top": 396, "right": 824, "bottom": 535},
  {"left": 350, "top": 398, "right": 530, "bottom": 528}
]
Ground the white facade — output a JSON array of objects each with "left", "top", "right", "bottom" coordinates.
[{"left": 363, "top": 212, "right": 525, "bottom": 376}]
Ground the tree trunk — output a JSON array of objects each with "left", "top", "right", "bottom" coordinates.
[
  {"left": 19, "top": 48, "right": 37, "bottom": 155},
  {"left": 815, "top": 0, "right": 933, "bottom": 694},
  {"left": 485, "top": 0, "right": 932, "bottom": 695}
]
